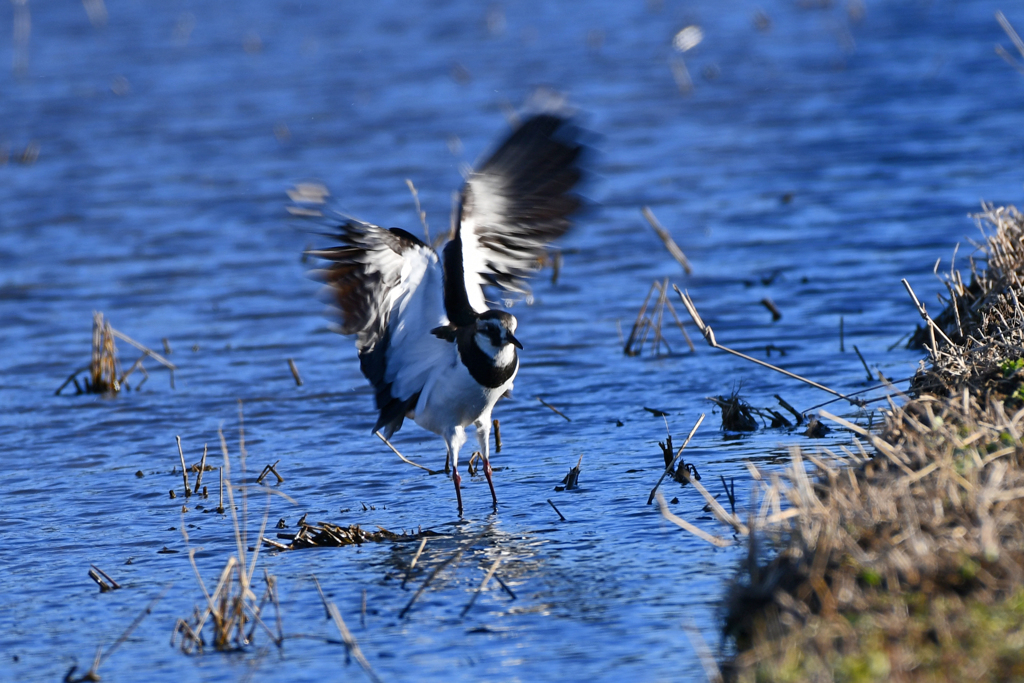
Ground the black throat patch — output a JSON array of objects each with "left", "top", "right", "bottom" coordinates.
[{"left": 456, "top": 328, "right": 518, "bottom": 389}]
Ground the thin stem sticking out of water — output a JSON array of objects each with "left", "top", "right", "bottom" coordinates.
[
  {"left": 996, "top": 11, "right": 1024, "bottom": 76},
  {"left": 287, "top": 358, "right": 303, "bottom": 386},
  {"left": 312, "top": 575, "right": 383, "bottom": 683},
  {"left": 405, "top": 178, "right": 430, "bottom": 244},
  {"left": 375, "top": 431, "right": 444, "bottom": 475},
  {"left": 537, "top": 397, "right": 571, "bottom": 421},
  {"left": 642, "top": 207, "right": 692, "bottom": 274},
  {"left": 625, "top": 278, "right": 694, "bottom": 356},
  {"left": 647, "top": 413, "right": 705, "bottom": 505},
  {"left": 176, "top": 436, "right": 192, "bottom": 497},
  {"left": 675, "top": 286, "right": 865, "bottom": 406}
]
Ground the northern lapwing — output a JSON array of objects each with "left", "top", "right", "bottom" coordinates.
[{"left": 299, "top": 113, "right": 585, "bottom": 515}]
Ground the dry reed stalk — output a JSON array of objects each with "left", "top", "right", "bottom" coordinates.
[
  {"left": 374, "top": 431, "right": 443, "bottom": 475},
  {"left": 405, "top": 178, "right": 430, "bottom": 244},
  {"left": 65, "top": 586, "right": 170, "bottom": 682},
  {"left": 287, "top": 358, "right": 303, "bottom": 386},
  {"left": 996, "top": 11, "right": 1024, "bottom": 76},
  {"left": 176, "top": 436, "right": 192, "bottom": 497},
  {"left": 536, "top": 396, "right": 571, "bottom": 421},
  {"left": 312, "top": 576, "right": 383, "bottom": 683},
  {"left": 194, "top": 444, "right": 208, "bottom": 495},
  {"left": 643, "top": 206, "right": 693, "bottom": 274},
  {"left": 647, "top": 413, "right": 706, "bottom": 504},
  {"left": 174, "top": 411, "right": 284, "bottom": 656},
  {"left": 676, "top": 286, "right": 864, "bottom": 405}
]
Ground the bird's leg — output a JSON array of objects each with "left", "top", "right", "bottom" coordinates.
[
  {"left": 447, "top": 428, "right": 466, "bottom": 516},
  {"left": 474, "top": 419, "right": 498, "bottom": 509}
]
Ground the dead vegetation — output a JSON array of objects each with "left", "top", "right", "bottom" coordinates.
[
  {"left": 262, "top": 520, "right": 438, "bottom": 551},
  {"left": 687, "top": 205, "right": 1024, "bottom": 681},
  {"left": 173, "top": 416, "right": 284, "bottom": 655},
  {"left": 56, "top": 312, "right": 175, "bottom": 395},
  {"left": 623, "top": 277, "right": 694, "bottom": 356}
]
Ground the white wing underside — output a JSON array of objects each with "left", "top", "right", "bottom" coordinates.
[{"left": 383, "top": 250, "right": 450, "bottom": 402}]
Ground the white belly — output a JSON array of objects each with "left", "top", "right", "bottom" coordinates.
[{"left": 412, "top": 353, "right": 514, "bottom": 435}]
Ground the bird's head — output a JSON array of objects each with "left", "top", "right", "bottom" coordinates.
[{"left": 475, "top": 310, "right": 523, "bottom": 356}]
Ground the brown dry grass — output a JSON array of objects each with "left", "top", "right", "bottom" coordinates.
[{"left": 695, "top": 206, "right": 1024, "bottom": 682}]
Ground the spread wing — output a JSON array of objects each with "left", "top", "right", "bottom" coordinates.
[
  {"left": 308, "top": 219, "right": 450, "bottom": 438},
  {"left": 443, "top": 114, "right": 585, "bottom": 325}
]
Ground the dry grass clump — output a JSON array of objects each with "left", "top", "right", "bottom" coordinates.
[
  {"left": 714, "top": 206, "right": 1024, "bottom": 682},
  {"left": 56, "top": 312, "right": 176, "bottom": 395},
  {"left": 908, "top": 205, "right": 1024, "bottom": 399}
]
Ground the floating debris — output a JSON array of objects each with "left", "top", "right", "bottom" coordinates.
[
  {"left": 263, "top": 520, "right": 440, "bottom": 551},
  {"left": 87, "top": 565, "right": 121, "bottom": 593}
]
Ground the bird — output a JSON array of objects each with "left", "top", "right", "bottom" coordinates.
[{"left": 298, "top": 113, "right": 585, "bottom": 515}]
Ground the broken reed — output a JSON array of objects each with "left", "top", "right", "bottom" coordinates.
[
  {"left": 56, "top": 312, "right": 176, "bottom": 395},
  {"left": 704, "top": 205, "right": 1024, "bottom": 681},
  {"left": 624, "top": 278, "right": 694, "bottom": 356}
]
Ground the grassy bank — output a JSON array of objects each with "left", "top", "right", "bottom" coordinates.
[{"left": 721, "top": 206, "right": 1024, "bottom": 682}]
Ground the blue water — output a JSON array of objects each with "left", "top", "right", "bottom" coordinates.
[{"left": 2, "top": 0, "right": 1023, "bottom": 680}]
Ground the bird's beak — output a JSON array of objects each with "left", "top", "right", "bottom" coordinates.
[{"left": 507, "top": 332, "right": 523, "bottom": 350}]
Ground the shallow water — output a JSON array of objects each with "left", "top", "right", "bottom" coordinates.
[{"left": 2, "top": 0, "right": 1023, "bottom": 680}]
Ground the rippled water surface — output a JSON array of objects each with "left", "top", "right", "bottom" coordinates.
[{"left": 2, "top": 0, "right": 1023, "bottom": 680}]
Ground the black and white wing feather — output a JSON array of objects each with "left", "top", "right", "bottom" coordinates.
[
  {"left": 309, "top": 220, "right": 449, "bottom": 437},
  {"left": 443, "top": 114, "right": 585, "bottom": 325}
]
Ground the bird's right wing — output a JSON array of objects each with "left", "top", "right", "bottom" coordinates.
[{"left": 305, "top": 217, "right": 451, "bottom": 437}]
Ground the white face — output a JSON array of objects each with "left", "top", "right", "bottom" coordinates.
[{"left": 474, "top": 316, "right": 520, "bottom": 364}]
